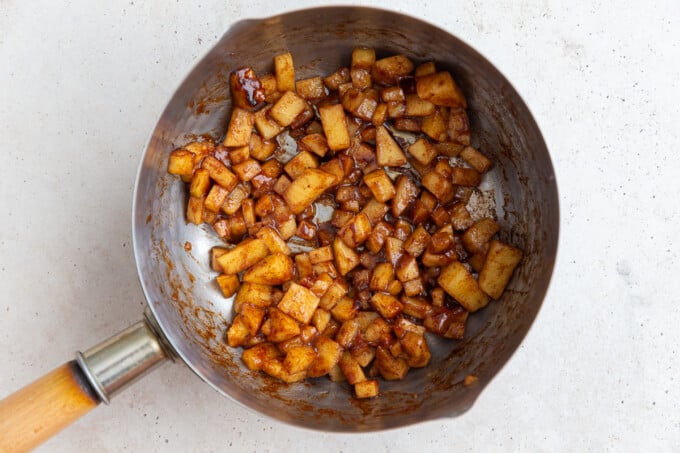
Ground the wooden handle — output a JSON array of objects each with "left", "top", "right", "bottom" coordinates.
[{"left": 0, "top": 361, "right": 100, "bottom": 453}]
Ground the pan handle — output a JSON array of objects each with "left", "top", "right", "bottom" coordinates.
[{"left": 0, "top": 315, "right": 171, "bottom": 452}]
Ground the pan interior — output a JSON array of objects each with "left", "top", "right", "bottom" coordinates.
[{"left": 132, "top": 7, "right": 558, "bottom": 431}]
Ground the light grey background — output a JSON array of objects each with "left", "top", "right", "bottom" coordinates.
[{"left": 1, "top": 0, "right": 678, "bottom": 451}]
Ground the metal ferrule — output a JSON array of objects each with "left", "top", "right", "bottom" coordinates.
[{"left": 75, "top": 315, "right": 170, "bottom": 404}]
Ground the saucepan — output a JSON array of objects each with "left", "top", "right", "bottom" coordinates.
[{"left": 0, "top": 6, "right": 558, "bottom": 451}]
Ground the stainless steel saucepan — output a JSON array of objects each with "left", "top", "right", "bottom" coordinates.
[{"left": 0, "top": 7, "right": 558, "bottom": 451}]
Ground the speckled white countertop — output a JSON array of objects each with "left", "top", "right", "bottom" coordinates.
[{"left": 1, "top": 0, "right": 679, "bottom": 451}]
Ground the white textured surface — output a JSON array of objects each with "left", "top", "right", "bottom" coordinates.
[{"left": 1, "top": 0, "right": 678, "bottom": 451}]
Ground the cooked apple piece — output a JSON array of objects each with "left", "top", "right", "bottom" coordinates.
[
  {"left": 435, "top": 142, "right": 465, "bottom": 158},
  {"left": 402, "top": 278, "right": 424, "bottom": 296},
  {"left": 234, "top": 282, "right": 279, "bottom": 313},
  {"left": 400, "top": 331, "right": 430, "bottom": 368},
  {"left": 284, "top": 150, "right": 318, "bottom": 179},
  {"left": 309, "top": 274, "right": 333, "bottom": 298},
  {"left": 308, "top": 245, "right": 334, "bottom": 264},
  {"left": 274, "top": 52, "right": 295, "bottom": 92},
  {"left": 448, "top": 107, "right": 471, "bottom": 145},
  {"left": 188, "top": 168, "right": 210, "bottom": 197},
  {"left": 330, "top": 296, "right": 358, "bottom": 323},
  {"left": 381, "top": 86, "right": 405, "bottom": 102},
  {"left": 273, "top": 174, "right": 292, "bottom": 195},
  {"left": 242, "top": 253, "right": 294, "bottom": 285},
  {"left": 333, "top": 237, "right": 361, "bottom": 276},
  {"left": 478, "top": 240, "right": 523, "bottom": 299},
  {"left": 262, "top": 357, "right": 307, "bottom": 383},
  {"left": 311, "top": 308, "right": 332, "bottom": 333},
  {"left": 374, "top": 346, "right": 409, "bottom": 380},
  {"left": 278, "top": 282, "right": 321, "bottom": 324},
  {"left": 400, "top": 296, "right": 435, "bottom": 319},
  {"left": 394, "top": 117, "right": 421, "bottom": 131},
  {"left": 354, "top": 379, "right": 379, "bottom": 399},
  {"left": 416, "top": 71, "right": 467, "bottom": 108},
  {"left": 226, "top": 315, "right": 251, "bottom": 347},
  {"left": 242, "top": 343, "right": 279, "bottom": 371},
  {"left": 253, "top": 106, "right": 284, "bottom": 140},
  {"left": 462, "top": 218, "right": 500, "bottom": 254},
  {"left": 385, "top": 100, "right": 406, "bottom": 119},
  {"left": 375, "top": 125, "right": 407, "bottom": 167},
  {"left": 423, "top": 305, "right": 468, "bottom": 339},
  {"left": 430, "top": 225, "right": 454, "bottom": 253},
  {"left": 452, "top": 167, "right": 481, "bottom": 187},
  {"left": 276, "top": 216, "right": 297, "bottom": 240},
  {"left": 299, "top": 133, "right": 329, "bottom": 158},
  {"left": 168, "top": 149, "right": 195, "bottom": 176},
  {"left": 319, "top": 278, "right": 348, "bottom": 310},
  {"left": 468, "top": 252, "right": 487, "bottom": 273},
  {"left": 318, "top": 104, "right": 351, "bottom": 151},
  {"left": 201, "top": 156, "right": 238, "bottom": 191},
  {"left": 282, "top": 168, "right": 337, "bottom": 214},
  {"left": 223, "top": 107, "right": 255, "bottom": 147},
  {"left": 227, "top": 145, "right": 249, "bottom": 164},
  {"left": 407, "top": 138, "right": 437, "bottom": 166},
  {"left": 294, "top": 253, "right": 313, "bottom": 279},
  {"left": 247, "top": 134, "right": 274, "bottom": 162},
  {"left": 216, "top": 238, "right": 269, "bottom": 275},
  {"left": 184, "top": 141, "right": 214, "bottom": 164},
  {"left": 266, "top": 308, "right": 301, "bottom": 343},
  {"left": 363, "top": 169, "right": 395, "bottom": 203},
  {"left": 259, "top": 73, "right": 282, "bottom": 103},
  {"left": 385, "top": 237, "right": 405, "bottom": 267},
  {"left": 450, "top": 203, "right": 474, "bottom": 231},
  {"left": 336, "top": 319, "right": 360, "bottom": 349},
  {"left": 241, "top": 198, "right": 256, "bottom": 226},
  {"left": 229, "top": 67, "right": 265, "bottom": 110},
  {"left": 370, "top": 293, "right": 404, "bottom": 319},
  {"left": 220, "top": 184, "right": 248, "bottom": 215},
  {"left": 339, "top": 351, "right": 366, "bottom": 385},
  {"left": 365, "top": 220, "right": 392, "bottom": 254},
  {"left": 391, "top": 175, "right": 419, "bottom": 217},
  {"left": 283, "top": 345, "right": 317, "bottom": 374},
  {"left": 296, "top": 220, "right": 317, "bottom": 240},
  {"left": 186, "top": 196, "right": 205, "bottom": 225},
  {"left": 254, "top": 226, "right": 291, "bottom": 255},
  {"left": 337, "top": 212, "right": 372, "bottom": 248},
  {"left": 415, "top": 61, "right": 436, "bottom": 77},
  {"left": 360, "top": 198, "right": 389, "bottom": 226},
  {"left": 395, "top": 254, "right": 420, "bottom": 282},
  {"left": 438, "top": 262, "right": 489, "bottom": 312},
  {"left": 421, "top": 107, "right": 449, "bottom": 142},
  {"left": 351, "top": 47, "right": 376, "bottom": 70},
  {"left": 307, "top": 337, "right": 343, "bottom": 378},
  {"left": 460, "top": 146, "right": 492, "bottom": 173},
  {"left": 404, "top": 94, "right": 435, "bottom": 117},
  {"left": 323, "top": 66, "right": 350, "bottom": 90},
  {"left": 216, "top": 273, "right": 240, "bottom": 298},
  {"left": 211, "top": 247, "right": 228, "bottom": 272},
  {"left": 269, "top": 91, "right": 308, "bottom": 127},
  {"left": 239, "top": 303, "right": 266, "bottom": 336},
  {"left": 296, "top": 76, "right": 326, "bottom": 101},
  {"left": 364, "top": 317, "right": 392, "bottom": 345},
  {"left": 422, "top": 169, "right": 454, "bottom": 203},
  {"left": 370, "top": 262, "right": 395, "bottom": 292},
  {"left": 372, "top": 55, "right": 414, "bottom": 85},
  {"left": 228, "top": 159, "right": 259, "bottom": 183},
  {"left": 341, "top": 88, "right": 379, "bottom": 121},
  {"left": 403, "top": 226, "right": 431, "bottom": 257},
  {"left": 350, "top": 68, "right": 371, "bottom": 90},
  {"left": 371, "top": 103, "right": 388, "bottom": 126}
]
